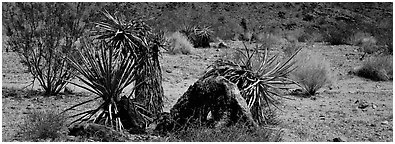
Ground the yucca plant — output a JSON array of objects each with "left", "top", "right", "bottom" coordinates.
[
  {"left": 63, "top": 10, "right": 163, "bottom": 132},
  {"left": 194, "top": 25, "right": 214, "bottom": 48},
  {"left": 179, "top": 25, "right": 197, "bottom": 40},
  {"left": 204, "top": 42, "right": 301, "bottom": 125}
]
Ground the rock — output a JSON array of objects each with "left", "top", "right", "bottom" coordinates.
[
  {"left": 319, "top": 115, "right": 325, "bottom": 120},
  {"left": 333, "top": 136, "right": 347, "bottom": 142},
  {"left": 372, "top": 103, "right": 378, "bottom": 109},
  {"left": 218, "top": 42, "right": 229, "bottom": 48},
  {"left": 381, "top": 121, "right": 389, "bottom": 125},
  {"left": 165, "top": 75, "right": 258, "bottom": 132},
  {"left": 64, "top": 87, "right": 73, "bottom": 95},
  {"left": 165, "top": 69, "right": 172, "bottom": 73},
  {"left": 356, "top": 100, "right": 369, "bottom": 109}
]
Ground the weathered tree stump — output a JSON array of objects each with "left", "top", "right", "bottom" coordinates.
[{"left": 156, "top": 75, "right": 258, "bottom": 132}]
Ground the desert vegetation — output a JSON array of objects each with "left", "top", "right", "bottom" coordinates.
[{"left": 2, "top": 2, "right": 393, "bottom": 142}]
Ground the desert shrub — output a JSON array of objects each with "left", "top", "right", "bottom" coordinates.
[
  {"left": 2, "top": 3, "right": 91, "bottom": 96},
  {"left": 167, "top": 123, "right": 282, "bottom": 142},
  {"left": 166, "top": 32, "right": 194, "bottom": 55},
  {"left": 194, "top": 25, "right": 214, "bottom": 48},
  {"left": 282, "top": 42, "right": 305, "bottom": 57},
  {"left": 179, "top": 25, "right": 213, "bottom": 48},
  {"left": 283, "top": 28, "right": 305, "bottom": 43},
  {"left": 291, "top": 51, "right": 332, "bottom": 96},
  {"left": 356, "top": 55, "right": 393, "bottom": 81},
  {"left": 18, "top": 110, "right": 68, "bottom": 141},
  {"left": 347, "top": 32, "right": 374, "bottom": 46},
  {"left": 323, "top": 29, "right": 349, "bottom": 45},
  {"left": 253, "top": 32, "right": 283, "bottom": 48}
]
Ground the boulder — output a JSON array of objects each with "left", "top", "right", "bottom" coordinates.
[{"left": 156, "top": 75, "right": 258, "bottom": 132}]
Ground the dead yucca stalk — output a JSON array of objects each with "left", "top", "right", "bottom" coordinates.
[
  {"left": 204, "top": 42, "right": 301, "bottom": 125},
  {"left": 62, "top": 10, "right": 159, "bottom": 131}
]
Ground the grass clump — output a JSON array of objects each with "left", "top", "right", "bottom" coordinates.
[
  {"left": 167, "top": 123, "right": 282, "bottom": 142},
  {"left": 356, "top": 55, "right": 393, "bottom": 81},
  {"left": 166, "top": 31, "right": 194, "bottom": 55},
  {"left": 18, "top": 110, "right": 68, "bottom": 141},
  {"left": 291, "top": 51, "right": 333, "bottom": 96}
]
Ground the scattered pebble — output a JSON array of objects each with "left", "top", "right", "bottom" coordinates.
[
  {"left": 381, "top": 121, "right": 389, "bottom": 125},
  {"left": 333, "top": 136, "right": 347, "bottom": 142},
  {"left": 372, "top": 104, "right": 377, "bottom": 109},
  {"left": 319, "top": 115, "right": 325, "bottom": 120}
]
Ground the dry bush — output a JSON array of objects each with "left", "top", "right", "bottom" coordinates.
[
  {"left": 348, "top": 32, "right": 375, "bottom": 46},
  {"left": 347, "top": 32, "right": 382, "bottom": 59},
  {"left": 166, "top": 32, "right": 194, "bottom": 55},
  {"left": 283, "top": 28, "right": 304, "bottom": 43},
  {"left": 282, "top": 42, "right": 305, "bottom": 57},
  {"left": 356, "top": 55, "right": 393, "bottom": 81},
  {"left": 18, "top": 110, "right": 68, "bottom": 141},
  {"left": 291, "top": 50, "right": 333, "bottom": 96},
  {"left": 253, "top": 32, "right": 284, "bottom": 48}
]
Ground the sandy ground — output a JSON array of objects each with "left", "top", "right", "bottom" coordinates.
[{"left": 2, "top": 41, "right": 393, "bottom": 142}]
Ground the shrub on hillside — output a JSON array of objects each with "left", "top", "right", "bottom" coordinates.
[
  {"left": 282, "top": 42, "right": 304, "bottom": 57},
  {"left": 18, "top": 110, "right": 67, "bottom": 141},
  {"left": 347, "top": 32, "right": 374, "bottom": 46},
  {"left": 253, "top": 32, "right": 283, "bottom": 49},
  {"left": 179, "top": 25, "right": 213, "bottom": 48},
  {"left": 291, "top": 51, "right": 332, "bottom": 96},
  {"left": 166, "top": 32, "right": 194, "bottom": 55},
  {"left": 355, "top": 55, "right": 393, "bottom": 81}
]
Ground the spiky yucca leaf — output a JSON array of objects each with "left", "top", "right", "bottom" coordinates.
[
  {"left": 196, "top": 25, "right": 213, "bottom": 38},
  {"left": 205, "top": 42, "right": 301, "bottom": 125}
]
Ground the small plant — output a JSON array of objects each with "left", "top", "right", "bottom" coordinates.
[
  {"left": 194, "top": 25, "right": 214, "bottom": 48},
  {"left": 291, "top": 51, "right": 332, "bottom": 96},
  {"left": 347, "top": 32, "right": 382, "bottom": 60},
  {"left": 282, "top": 42, "right": 304, "bottom": 57},
  {"left": 179, "top": 25, "right": 197, "bottom": 39},
  {"left": 166, "top": 32, "right": 194, "bottom": 55},
  {"left": 253, "top": 32, "right": 281, "bottom": 49},
  {"left": 356, "top": 55, "right": 392, "bottom": 81},
  {"left": 18, "top": 110, "right": 67, "bottom": 141},
  {"left": 179, "top": 25, "right": 213, "bottom": 48},
  {"left": 348, "top": 32, "right": 374, "bottom": 46},
  {"left": 167, "top": 122, "right": 283, "bottom": 142}
]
